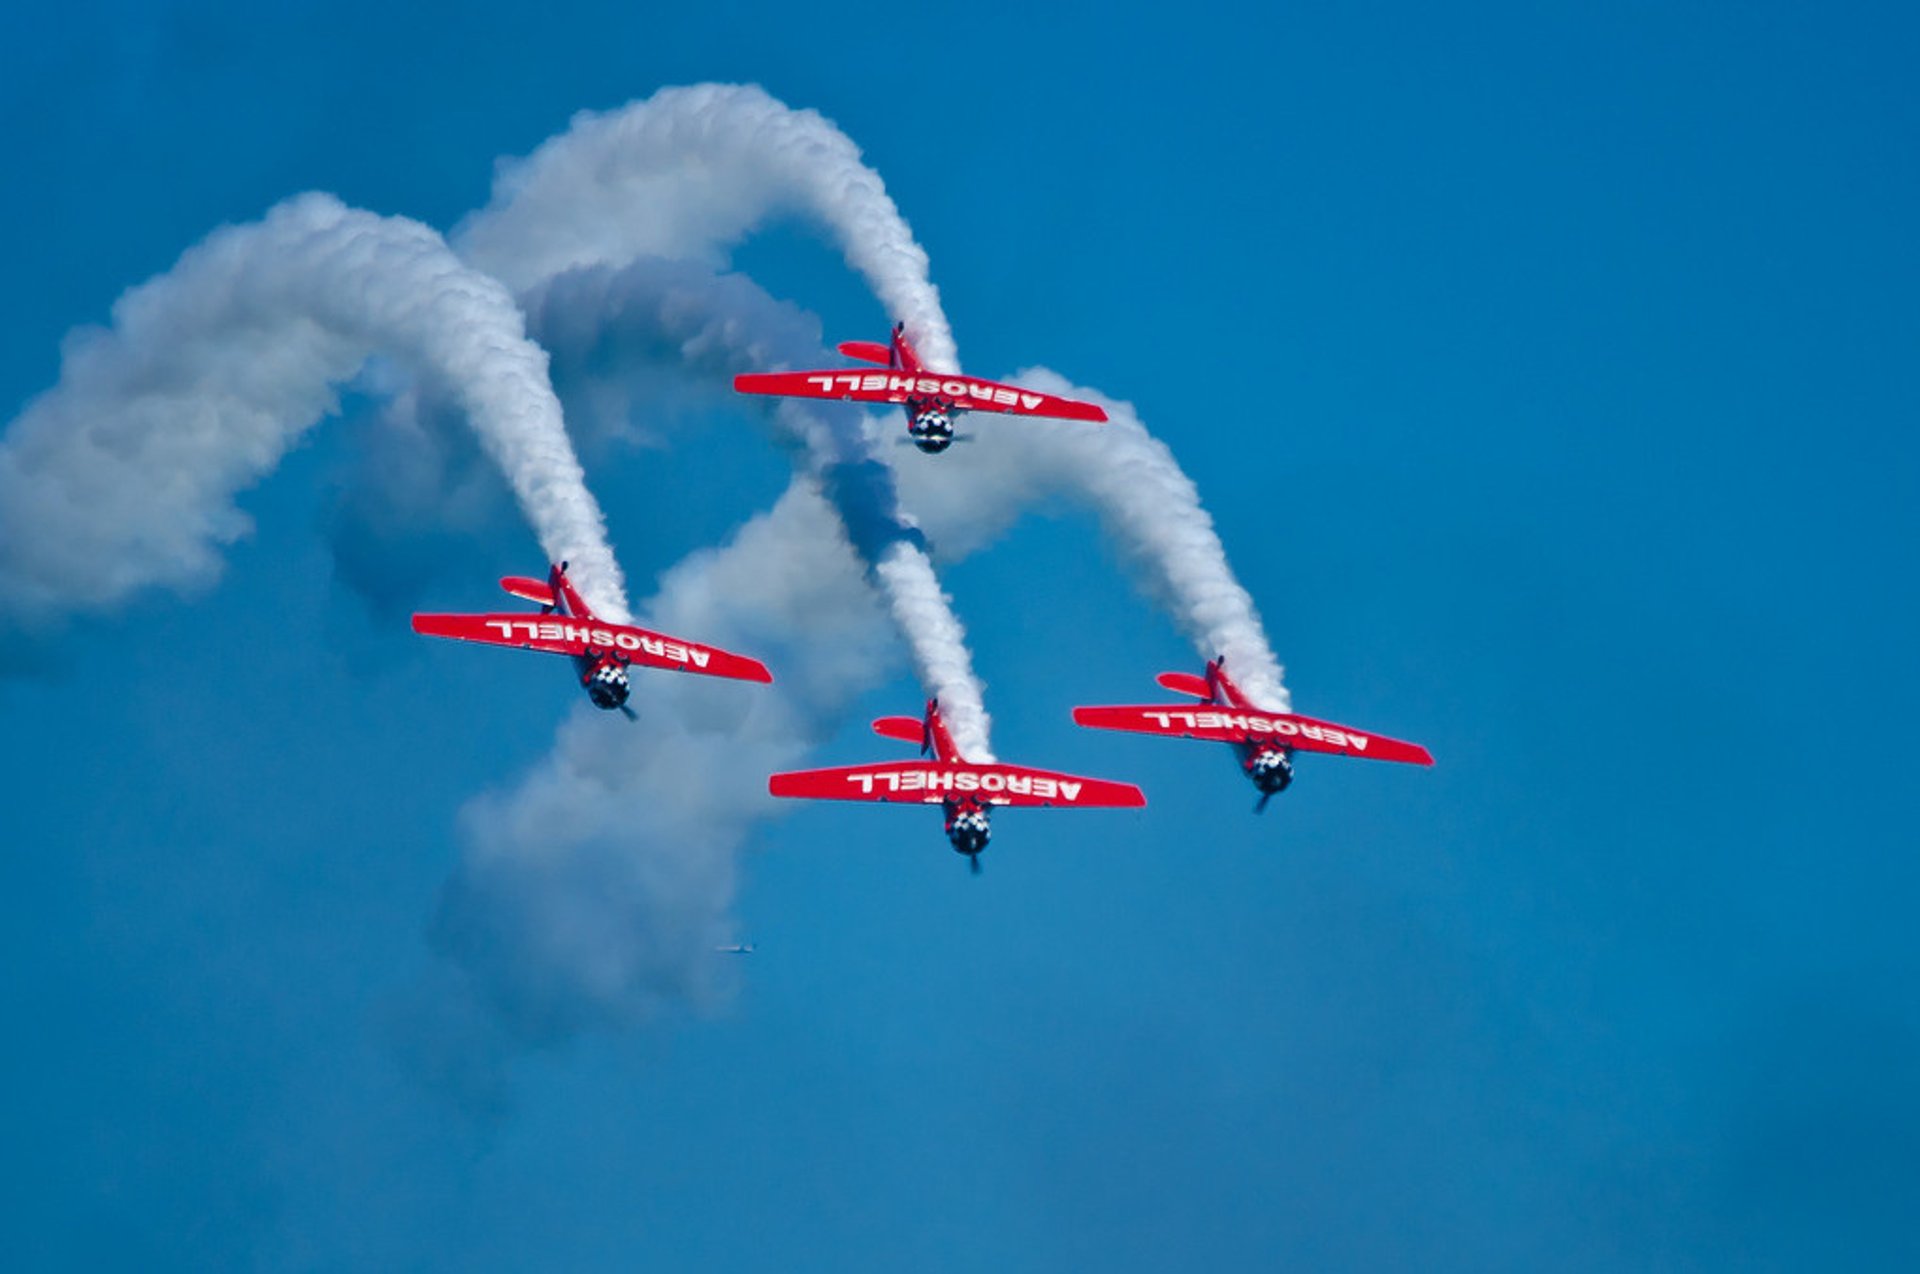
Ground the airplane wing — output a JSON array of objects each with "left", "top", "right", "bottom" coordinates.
[
  {"left": 733, "top": 369, "right": 1109, "bottom": 422},
  {"left": 769, "top": 762, "right": 1145, "bottom": 808},
  {"left": 410, "top": 613, "right": 773, "bottom": 683},
  {"left": 1072, "top": 705, "right": 1433, "bottom": 766}
]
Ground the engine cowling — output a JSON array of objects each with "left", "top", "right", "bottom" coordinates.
[
  {"left": 909, "top": 406, "right": 955, "bottom": 454},
  {"left": 584, "top": 657, "right": 631, "bottom": 710},
  {"left": 1247, "top": 746, "right": 1294, "bottom": 794},
  {"left": 945, "top": 800, "right": 991, "bottom": 856}
]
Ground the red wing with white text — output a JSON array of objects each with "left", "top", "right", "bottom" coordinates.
[
  {"left": 1073, "top": 658, "right": 1431, "bottom": 811},
  {"left": 768, "top": 699, "right": 1145, "bottom": 872},
  {"left": 733, "top": 322, "right": 1108, "bottom": 455},
  {"left": 411, "top": 562, "right": 772, "bottom": 719}
]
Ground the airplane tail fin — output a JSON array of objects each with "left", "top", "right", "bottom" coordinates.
[{"left": 889, "top": 322, "right": 925, "bottom": 373}]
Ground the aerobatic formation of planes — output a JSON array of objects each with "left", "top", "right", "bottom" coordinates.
[{"left": 413, "top": 326, "right": 1431, "bottom": 871}]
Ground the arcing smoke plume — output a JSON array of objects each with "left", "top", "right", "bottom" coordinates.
[
  {"left": 0, "top": 192, "right": 629, "bottom": 635},
  {"left": 459, "top": 83, "right": 958, "bottom": 374}
]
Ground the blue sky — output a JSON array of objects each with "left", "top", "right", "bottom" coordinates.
[{"left": 2, "top": 2, "right": 1917, "bottom": 1270}]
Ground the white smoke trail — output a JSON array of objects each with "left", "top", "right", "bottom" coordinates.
[
  {"left": 0, "top": 192, "right": 628, "bottom": 631},
  {"left": 459, "top": 83, "right": 958, "bottom": 374},
  {"left": 886, "top": 372, "right": 1291, "bottom": 712}
]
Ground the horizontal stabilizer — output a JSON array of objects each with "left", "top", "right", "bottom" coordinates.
[
  {"left": 872, "top": 716, "right": 929, "bottom": 747},
  {"left": 1155, "top": 671, "right": 1212, "bottom": 699},
  {"left": 500, "top": 576, "right": 556, "bottom": 607},
  {"left": 836, "top": 340, "right": 895, "bottom": 366}
]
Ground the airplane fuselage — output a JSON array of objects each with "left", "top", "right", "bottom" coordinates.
[
  {"left": 1207, "top": 664, "right": 1295, "bottom": 797},
  {"left": 548, "top": 565, "right": 632, "bottom": 713}
]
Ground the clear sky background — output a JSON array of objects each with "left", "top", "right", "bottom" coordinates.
[{"left": 2, "top": 2, "right": 1916, "bottom": 1270}]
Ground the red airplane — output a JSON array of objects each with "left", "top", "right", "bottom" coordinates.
[
  {"left": 768, "top": 699, "right": 1146, "bottom": 872},
  {"left": 732, "top": 322, "right": 1109, "bottom": 454},
  {"left": 411, "top": 562, "right": 773, "bottom": 718},
  {"left": 1073, "top": 658, "right": 1433, "bottom": 811}
]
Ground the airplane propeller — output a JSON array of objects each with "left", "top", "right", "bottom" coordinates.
[
  {"left": 969, "top": 853, "right": 982, "bottom": 877},
  {"left": 1255, "top": 789, "right": 1274, "bottom": 814},
  {"left": 620, "top": 704, "right": 639, "bottom": 722}
]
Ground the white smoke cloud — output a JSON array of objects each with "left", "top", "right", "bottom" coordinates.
[
  {"left": 431, "top": 478, "right": 899, "bottom": 1041},
  {"left": 0, "top": 192, "right": 629, "bottom": 633}
]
